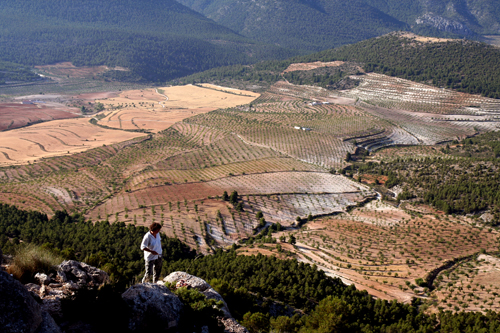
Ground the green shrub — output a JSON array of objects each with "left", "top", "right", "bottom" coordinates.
[{"left": 173, "top": 287, "right": 225, "bottom": 333}]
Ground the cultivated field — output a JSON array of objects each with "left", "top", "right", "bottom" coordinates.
[
  {"left": 86, "top": 172, "right": 374, "bottom": 251},
  {"left": 2, "top": 60, "right": 500, "bottom": 313},
  {"left": 0, "top": 118, "right": 145, "bottom": 165},
  {"left": 429, "top": 254, "right": 500, "bottom": 313},
  {"left": 343, "top": 73, "right": 500, "bottom": 115},
  {"left": 95, "top": 84, "right": 259, "bottom": 132},
  {"left": 242, "top": 201, "right": 499, "bottom": 303},
  {"left": 0, "top": 102, "right": 79, "bottom": 131}
]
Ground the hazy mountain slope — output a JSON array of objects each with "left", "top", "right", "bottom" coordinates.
[
  {"left": 365, "top": 0, "right": 500, "bottom": 36},
  {"left": 0, "top": 0, "right": 294, "bottom": 82},
  {"left": 177, "top": 0, "right": 500, "bottom": 51},
  {"left": 176, "top": 0, "right": 407, "bottom": 51}
]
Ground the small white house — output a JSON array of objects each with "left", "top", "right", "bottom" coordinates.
[{"left": 294, "top": 126, "right": 301, "bottom": 130}]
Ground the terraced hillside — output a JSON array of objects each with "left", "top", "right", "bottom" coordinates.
[
  {"left": 241, "top": 201, "right": 499, "bottom": 305},
  {"left": 2, "top": 55, "right": 500, "bottom": 315}
]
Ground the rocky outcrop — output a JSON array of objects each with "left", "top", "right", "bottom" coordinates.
[
  {"left": 38, "top": 312, "right": 62, "bottom": 333},
  {"left": 57, "top": 260, "right": 109, "bottom": 287},
  {"left": 164, "top": 272, "right": 249, "bottom": 333},
  {"left": 0, "top": 270, "right": 60, "bottom": 333},
  {"left": 415, "top": 14, "right": 474, "bottom": 36},
  {"left": 165, "top": 271, "right": 231, "bottom": 318},
  {"left": 35, "top": 273, "right": 51, "bottom": 286},
  {"left": 26, "top": 261, "right": 110, "bottom": 323},
  {"left": 11, "top": 262, "right": 247, "bottom": 333},
  {"left": 122, "top": 283, "right": 184, "bottom": 331}
]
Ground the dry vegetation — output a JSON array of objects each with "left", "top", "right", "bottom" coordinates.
[
  {"left": 95, "top": 84, "right": 259, "bottom": 132},
  {"left": 34, "top": 62, "right": 112, "bottom": 79},
  {"left": 398, "top": 32, "right": 454, "bottom": 44},
  {"left": 283, "top": 61, "right": 346, "bottom": 73},
  {"left": 0, "top": 118, "right": 145, "bottom": 165}
]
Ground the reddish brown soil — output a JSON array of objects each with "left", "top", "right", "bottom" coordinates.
[
  {"left": 359, "top": 174, "right": 389, "bottom": 185},
  {"left": 0, "top": 103, "right": 79, "bottom": 131}
]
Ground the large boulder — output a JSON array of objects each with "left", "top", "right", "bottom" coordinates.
[
  {"left": 164, "top": 272, "right": 231, "bottom": 318},
  {"left": 37, "top": 312, "right": 62, "bottom": 333},
  {"left": 56, "top": 260, "right": 109, "bottom": 287},
  {"left": 122, "top": 283, "right": 183, "bottom": 331},
  {"left": 0, "top": 270, "right": 61, "bottom": 333}
]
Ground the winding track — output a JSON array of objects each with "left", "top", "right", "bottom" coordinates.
[{"left": 155, "top": 88, "right": 169, "bottom": 108}]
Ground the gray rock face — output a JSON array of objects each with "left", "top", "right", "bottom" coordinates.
[
  {"left": 122, "top": 283, "right": 184, "bottom": 331},
  {"left": 57, "top": 260, "right": 109, "bottom": 287},
  {"left": 0, "top": 270, "right": 43, "bottom": 333},
  {"left": 36, "top": 311, "right": 62, "bottom": 333},
  {"left": 164, "top": 271, "right": 231, "bottom": 318},
  {"left": 415, "top": 14, "right": 474, "bottom": 36}
]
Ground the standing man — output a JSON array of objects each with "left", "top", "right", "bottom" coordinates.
[{"left": 141, "top": 222, "right": 163, "bottom": 283}]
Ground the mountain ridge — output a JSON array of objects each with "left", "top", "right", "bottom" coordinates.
[{"left": 176, "top": 0, "right": 500, "bottom": 51}]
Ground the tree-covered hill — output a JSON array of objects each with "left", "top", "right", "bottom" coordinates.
[
  {"left": 178, "top": 33, "right": 500, "bottom": 98},
  {"left": 0, "top": 0, "right": 295, "bottom": 82},
  {"left": 177, "top": 0, "right": 500, "bottom": 52},
  {"left": 297, "top": 33, "right": 500, "bottom": 98}
]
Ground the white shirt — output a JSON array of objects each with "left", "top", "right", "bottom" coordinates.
[{"left": 140, "top": 231, "right": 162, "bottom": 261}]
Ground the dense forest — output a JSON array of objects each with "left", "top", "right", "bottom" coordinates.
[
  {"left": 2, "top": 203, "right": 500, "bottom": 332},
  {"left": 0, "top": 0, "right": 295, "bottom": 82},
  {"left": 282, "top": 63, "right": 362, "bottom": 90},
  {"left": 177, "top": 0, "right": 500, "bottom": 51},
  {"left": 176, "top": 0, "right": 406, "bottom": 51},
  {"left": 0, "top": 60, "right": 39, "bottom": 85}
]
